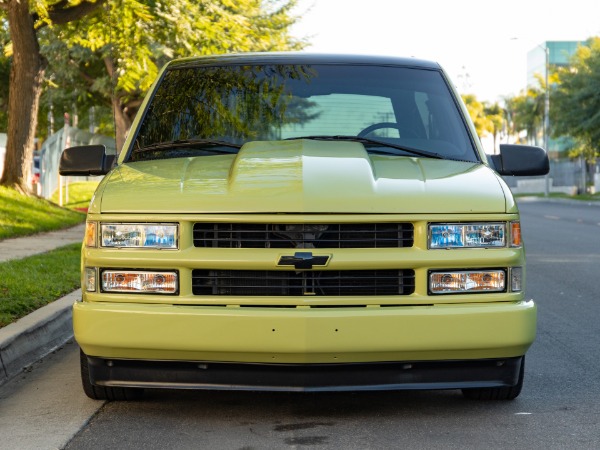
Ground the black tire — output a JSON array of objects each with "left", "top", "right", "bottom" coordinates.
[
  {"left": 461, "top": 357, "right": 525, "bottom": 401},
  {"left": 80, "top": 350, "right": 144, "bottom": 401}
]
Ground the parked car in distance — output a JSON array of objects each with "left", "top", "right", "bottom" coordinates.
[
  {"left": 30, "top": 154, "right": 41, "bottom": 195},
  {"left": 60, "top": 53, "right": 549, "bottom": 401}
]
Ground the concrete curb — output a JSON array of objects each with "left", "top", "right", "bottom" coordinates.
[
  {"left": 0, "top": 289, "right": 80, "bottom": 386},
  {"left": 516, "top": 196, "right": 600, "bottom": 207}
]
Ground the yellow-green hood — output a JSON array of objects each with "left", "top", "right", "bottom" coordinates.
[{"left": 98, "top": 140, "right": 509, "bottom": 214}]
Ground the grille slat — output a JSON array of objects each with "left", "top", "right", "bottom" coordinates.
[
  {"left": 192, "top": 269, "right": 415, "bottom": 296},
  {"left": 193, "top": 223, "right": 413, "bottom": 249}
]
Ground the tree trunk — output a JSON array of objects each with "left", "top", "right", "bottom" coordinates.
[
  {"left": 104, "top": 56, "right": 131, "bottom": 154},
  {"left": 112, "top": 97, "right": 132, "bottom": 154},
  {"left": 0, "top": 0, "right": 46, "bottom": 193}
]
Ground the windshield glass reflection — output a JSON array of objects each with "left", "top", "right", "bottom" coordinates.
[{"left": 131, "top": 63, "right": 476, "bottom": 162}]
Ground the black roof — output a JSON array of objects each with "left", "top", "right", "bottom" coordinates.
[{"left": 167, "top": 52, "right": 441, "bottom": 71}]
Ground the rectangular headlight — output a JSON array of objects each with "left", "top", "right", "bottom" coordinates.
[
  {"left": 100, "top": 223, "right": 178, "bottom": 249},
  {"left": 429, "top": 270, "right": 506, "bottom": 294},
  {"left": 101, "top": 270, "right": 178, "bottom": 294},
  {"left": 429, "top": 223, "right": 506, "bottom": 249}
]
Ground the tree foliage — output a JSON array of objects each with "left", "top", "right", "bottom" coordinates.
[
  {"left": 552, "top": 37, "right": 600, "bottom": 162},
  {"left": 0, "top": 0, "right": 304, "bottom": 193},
  {"left": 461, "top": 94, "right": 504, "bottom": 150},
  {"left": 49, "top": 0, "right": 305, "bottom": 150},
  {"left": 0, "top": 0, "right": 107, "bottom": 193},
  {"left": 483, "top": 102, "right": 503, "bottom": 151},
  {"left": 461, "top": 94, "right": 490, "bottom": 137},
  {"left": 502, "top": 74, "right": 547, "bottom": 147}
]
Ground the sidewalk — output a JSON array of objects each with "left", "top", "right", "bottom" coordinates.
[
  {"left": 0, "top": 223, "right": 85, "bottom": 386},
  {"left": 0, "top": 222, "right": 85, "bottom": 263}
]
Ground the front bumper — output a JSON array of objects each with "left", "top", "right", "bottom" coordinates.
[
  {"left": 87, "top": 355, "right": 524, "bottom": 392},
  {"left": 74, "top": 300, "right": 536, "bottom": 364}
]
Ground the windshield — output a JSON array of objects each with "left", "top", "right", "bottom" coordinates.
[{"left": 130, "top": 63, "right": 477, "bottom": 162}]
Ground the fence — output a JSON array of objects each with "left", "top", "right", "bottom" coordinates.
[{"left": 39, "top": 126, "right": 115, "bottom": 200}]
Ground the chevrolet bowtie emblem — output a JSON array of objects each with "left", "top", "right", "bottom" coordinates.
[{"left": 278, "top": 252, "right": 330, "bottom": 269}]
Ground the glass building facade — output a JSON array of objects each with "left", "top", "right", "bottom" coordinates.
[{"left": 527, "top": 41, "right": 582, "bottom": 87}]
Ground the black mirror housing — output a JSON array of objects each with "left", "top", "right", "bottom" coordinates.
[
  {"left": 59, "top": 145, "right": 114, "bottom": 176},
  {"left": 489, "top": 144, "right": 549, "bottom": 176}
]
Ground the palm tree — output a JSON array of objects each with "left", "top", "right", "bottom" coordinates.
[
  {"left": 483, "top": 102, "right": 504, "bottom": 152},
  {"left": 504, "top": 74, "right": 546, "bottom": 146}
]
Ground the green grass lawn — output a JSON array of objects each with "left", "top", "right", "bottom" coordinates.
[
  {"left": 50, "top": 180, "right": 100, "bottom": 211},
  {"left": 0, "top": 243, "right": 81, "bottom": 327},
  {"left": 0, "top": 186, "right": 85, "bottom": 240},
  {"left": 0, "top": 183, "right": 97, "bottom": 328}
]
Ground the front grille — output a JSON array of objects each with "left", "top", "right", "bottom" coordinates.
[
  {"left": 192, "top": 269, "right": 415, "bottom": 296},
  {"left": 193, "top": 223, "right": 414, "bottom": 249}
]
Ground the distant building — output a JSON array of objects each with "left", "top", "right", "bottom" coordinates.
[{"left": 527, "top": 41, "right": 583, "bottom": 87}]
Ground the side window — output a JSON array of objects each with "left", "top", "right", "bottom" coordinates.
[
  {"left": 280, "top": 94, "right": 399, "bottom": 138},
  {"left": 413, "top": 90, "right": 473, "bottom": 157}
]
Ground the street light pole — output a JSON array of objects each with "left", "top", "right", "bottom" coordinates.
[{"left": 512, "top": 38, "right": 552, "bottom": 196}]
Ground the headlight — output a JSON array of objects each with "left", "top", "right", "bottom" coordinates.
[
  {"left": 429, "top": 270, "right": 506, "bottom": 294},
  {"left": 101, "top": 270, "right": 178, "bottom": 294},
  {"left": 429, "top": 223, "right": 506, "bottom": 249},
  {"left": 100, "top": 223, "right": 178, "bottom": 249}
]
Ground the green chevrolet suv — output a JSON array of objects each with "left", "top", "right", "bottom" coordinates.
[{"left": 59, "top": 53, "right": 549, "bottom": 401}]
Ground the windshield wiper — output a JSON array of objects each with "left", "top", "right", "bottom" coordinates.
[
  {"left": 134, "top": 139, "right": 242, "bottom": 154},
  {"left": 284, "top": 135, "right": 444, "bottom": 159}
]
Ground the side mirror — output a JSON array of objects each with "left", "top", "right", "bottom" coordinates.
[
  {"left": 59, "top": 145, "right": 114, "bottom": 176},
  {"left": 488, "top": 144, "right": 549, "bottom": 176}
]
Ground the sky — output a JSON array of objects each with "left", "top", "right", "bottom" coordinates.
[{"left": 291, "top": 0, "right": 600, "bottom": 103}]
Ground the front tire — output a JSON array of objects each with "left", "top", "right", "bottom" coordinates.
[
  {"left": 461, "top": 357, "right": 525, "bottom": 400},
  {"left": 80, "top": 350, "right": 144, "bottom": 401}
]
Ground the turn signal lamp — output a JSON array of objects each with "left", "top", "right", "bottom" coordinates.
[
  {"left": 84, "top": 222, "right": 97, "bottom": 247},
  {"left": 511, "top": 267, "right": 523, "bottom": 292},
  {"left": 510, "top": 221, "right": 522, "bottom": 247},
  {"left": 84, "top": 267, "right": 97, "bottom": 292}
]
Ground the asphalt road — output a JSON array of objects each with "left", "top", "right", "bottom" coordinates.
[{"left": 2, "top": 199, "right": 599, "bottom": 449}]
